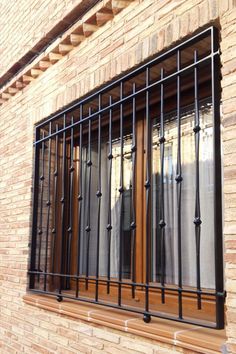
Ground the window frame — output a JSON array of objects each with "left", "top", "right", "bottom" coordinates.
[{"left": 29, "top": 26, "right": 225, "bottom": 329}]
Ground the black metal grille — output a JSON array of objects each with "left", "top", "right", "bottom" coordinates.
[{"left": 29, "top": 27, "right": 225, "bottom": 328}]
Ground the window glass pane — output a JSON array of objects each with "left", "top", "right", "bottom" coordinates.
[
  {"left": 151, "top": 103, "right": 215, "bottom": 289},
  {"left": 79, "top": 132, "right": 133, "bottom": 279}
]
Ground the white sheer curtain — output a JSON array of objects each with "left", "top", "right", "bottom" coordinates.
[
  {"left": 79, "top": 136, "right": 132, "bottom": 279},
  {"left": 152, "top": 105, "right": 215, "bottom": 289},
  {"left": 78, "top": 104, "right": 215, "bottom": 289}
]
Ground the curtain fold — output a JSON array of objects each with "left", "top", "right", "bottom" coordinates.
[
  {"left": 79, "top": 136, "right": 132, "bottom": 279},
  {"left": 152, "top": 105, "right": 215, "bottom": 289}
]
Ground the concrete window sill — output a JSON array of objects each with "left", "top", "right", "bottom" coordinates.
[{"left": 23, "top": 294, "right": 226, "bottom": 354}]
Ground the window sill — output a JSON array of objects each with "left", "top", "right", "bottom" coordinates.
[{"left": 23, "top": 294, "right": 226, "bottom": 354}]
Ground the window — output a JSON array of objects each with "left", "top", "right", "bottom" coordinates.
[{"left": 29, "top": 27, "right": 225, "bottom": 328}]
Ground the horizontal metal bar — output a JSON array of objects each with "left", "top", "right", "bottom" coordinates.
[
  {"left": 34, "top": 51, "right": 218, "bottom": 145},
  {"left": 36, "top": 26, "right": 216, "bottom": 130},
  {"left": 28, "top": 271, "right": 225, "bottom": 297},
  {"left": 29, "top": 288, "right": 218, "bottom": 329}
]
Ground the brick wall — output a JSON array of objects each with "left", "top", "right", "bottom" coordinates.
[
  {"left": 0, "top": 0, "right": 97, "bottom": 82},
  {"left": 221, "top": 3, "right": 236, "bottom": 353},
  {"left": 0, "top": 0, "right": 236, "bottom": 353}
]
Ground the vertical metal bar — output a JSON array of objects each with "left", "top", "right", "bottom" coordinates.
[
  {"left": 144, "top": 66, "right": 151, "bottom": 322},
  {"left": 107, "top": 96, "right": 113, "bottom": 294},
  {"left": 44, "top": 122, "right": 52, "bottom": 291},
  {"left": 131, "top": 83, "right": 137, "bottom": 299},
  {"left": 159, "top": 68, "right": 166, "bottom": 304},
  {"left": 211, "top": 27, "right": 224, "bottom": 329},
  {"left": 95, "top": 95, "right": 102, "bottom": 302},
  {"left": 176, "top": 50, "right": 183, "bottom": 319},
  {"left": 59, "top": 115, "right": 67, "bottom": 296},
  {"left": 76, "top": 105, "right": 83, "bottom": 298},
  {"left": 118, "top": 82, "right": 124, "bottom": 307},
  {"left": 51, "top": 124, "right": 59, "bottom": 283},
  {"left": 85, "top": 108, "right": 92, "bottom": 290},
  {"left": 29, "top": 127, "right": 40, "bottom": 289},
  {"left": 66, "top": 117, "right": 74, "bottom": 289},
  {"left": 193, "top": 50, "right": 202, "bottom": 310},
  {"left": 37, "top": 130, "right": 45, "bottom": 282}
]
